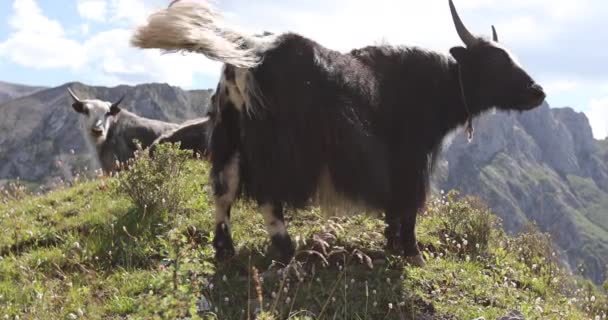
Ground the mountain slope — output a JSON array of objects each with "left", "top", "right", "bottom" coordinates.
[
  {"left": 0, "top": 81, "right": 212, "bottom": 188},
  {"left": 1, "top": 149, "right": 606, "bottom": 319},
  {"left": 0, "top": 81, "right": 46, "bottom": 105},
  {"left": 433, "top": 103, "right": 608, "bottom": 284}
]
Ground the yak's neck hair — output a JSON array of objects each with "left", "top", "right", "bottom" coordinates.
[{"left": 361, "top": 44, "right": 486, "bottom": 139}]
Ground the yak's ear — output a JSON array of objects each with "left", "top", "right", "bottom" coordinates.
[
  {"left": 109, "top": 94, "right": 125, "bottom": 116},
  {"left": 449, "top": 46, "right": 469, "bottom": 64},
  {"left": 72, "top": 101, "right": 87, "bottom": 114}
]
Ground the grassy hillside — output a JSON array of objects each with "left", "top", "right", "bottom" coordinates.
[{"left": 1, "top": 145, "right": 607, "bottom": 320}]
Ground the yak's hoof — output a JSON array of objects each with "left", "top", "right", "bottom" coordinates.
[
  {"left": 212, "top": 223, "right": 235, "bottom": 261},
  {"left": 386, "top": 240, "right": 403, "bottom": 254},
  {"left": 268, "top": 234, "right": 295, "bottom": 265},
  {"left": 405, "top": 254, "right": 426, "bottom": 267},
  {"left": 214, "top": 243, "right": 235, "bottom": 261}
]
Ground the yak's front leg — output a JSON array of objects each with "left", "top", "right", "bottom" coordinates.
[
  {"left": 259, "top": 202, "right": 295, "bottom": 264},
  {"left": 400, "top": 174, "right": 427, "bottom": 267},
  {"left": 212, "top": 153, "right": 240, "bottom": 260}
]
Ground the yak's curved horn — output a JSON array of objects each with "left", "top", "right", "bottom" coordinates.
[
  {"left": 112, "top": 94, "right": 126, "bottom": 108},
  {"left": 449, "top": 0, "right": 479, "bottom": 47},
  {"left": 67, "top": 87, "right": 82, "bottom": 103},
  {"left": 492, "top": 25, "right": 499, "bottom": 42}
]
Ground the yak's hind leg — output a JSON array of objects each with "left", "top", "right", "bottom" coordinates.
[
  {"left": 260, "top": 202, "right": 295, "bottom": 264},
  {"left": 384, "top": 205, "right": 403, "bottom": 254},
  {"left": 212, "top": 153, "right": 240, "bottom": 260}
]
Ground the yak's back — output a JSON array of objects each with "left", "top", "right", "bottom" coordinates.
[{"left": 239, "top": 32, "right": 391, "bottom": 210}]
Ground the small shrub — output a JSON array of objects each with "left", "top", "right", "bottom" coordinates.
[
  {"left": 0, "top": 179, "right": 30, "bottom": 203},
  {"left": 434, "top": 190, "right": 500, "bottom": 256},
  {"left": 114, "top": 142, "right": 192, "bottom": 215},
  {"left": 509, "top": 222, "right": 558, "bottom": 276}
]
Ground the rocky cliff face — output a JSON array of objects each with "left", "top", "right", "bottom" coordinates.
[
  {"left": 433, "top": 102, "right": 608, "bottom": 284},
  {"left": 0, "top": 81, "right": 211, "bottom": 188}
]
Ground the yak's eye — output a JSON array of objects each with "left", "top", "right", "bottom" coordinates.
[{"left": 488, "top": 49, "right": 511, "bottom": 66}]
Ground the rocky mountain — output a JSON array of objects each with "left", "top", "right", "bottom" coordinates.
[
  {"left": 0, "top": 81, "right": 46, "bottom": 104},
  {"left": 0, "top": 81, "right": 212, "bottom": 188},
  {"left": 432, "top": 102, "right": 608, "bottom": 284}
]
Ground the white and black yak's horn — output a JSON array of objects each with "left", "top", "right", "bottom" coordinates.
[
  {"left": 130, "top": 0, "right": 264, "bottom": 68},
  {"left": 67, "top": 87, "right": 82, "bottom": 103}
]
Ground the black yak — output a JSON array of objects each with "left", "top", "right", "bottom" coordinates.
[
  {"left": 150, "top": 117, "right": 211, "bottom": 159},
  {"left": 131, "top": 0, "right": 546, "bottom": 266}
]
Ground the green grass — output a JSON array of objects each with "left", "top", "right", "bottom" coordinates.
[{"left": 0, "top": 145, "right": 607, "bottom": 319}]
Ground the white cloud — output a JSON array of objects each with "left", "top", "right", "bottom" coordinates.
[
  {"left": 77, "top": 0, "right": 107, "bottom": 22},
  {"left": 0, "top": 0, "right": 85, "bottom": 69},
  {"left": 82, "top": 28, "right": 220, "bottom": 87},
  {"left": 221, "top": 0, "right": 566, "bottom": 56},
  {"left": 9, "top": 0, "right": 63, "bottom": 36},
  {"left": 0, "top": 33, "right": 85, "bottom": 69},
  {"left": 0, "top": 0, "right": 219, "bottom": 87},
  {"left": 587, "top": 98, "right": 608, "bottom": 139},
  {"left": 109, "top": 0, "right": 157, "bottom": 26}
]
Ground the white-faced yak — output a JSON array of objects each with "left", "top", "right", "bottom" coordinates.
[
  {"left": 68, "top": 88, "right": 181, "bottom": 173},
  {"left": 131, "top": 0, "right": 546, "bottom": 266}
]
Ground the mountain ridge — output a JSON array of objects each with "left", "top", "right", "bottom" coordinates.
[{"left": 0, "top": 81, "right": 47, "bottom": 105}]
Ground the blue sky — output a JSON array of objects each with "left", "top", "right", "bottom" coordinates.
[{"left": 0, "top": 0, "right": 607, "bottom": 139}]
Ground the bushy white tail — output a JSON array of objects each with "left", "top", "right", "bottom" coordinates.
[{"left": 131, "top": 1, "right": 263, "bottom": 68}]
